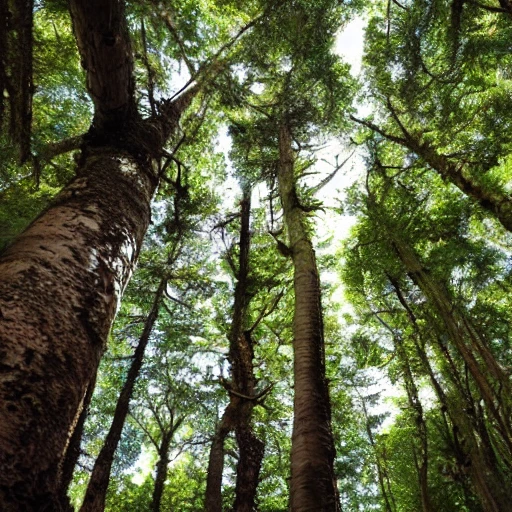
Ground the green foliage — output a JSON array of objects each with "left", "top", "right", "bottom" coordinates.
[{"left": 3, "top": 0, "right": 512, "bottom": 509}]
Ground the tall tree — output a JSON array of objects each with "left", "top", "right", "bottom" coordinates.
[
  {"left": 277, "top": 122, "right": 340, "bottom": 511},
  {"left": 0, "top": 0, "right": 257, "bottom": 508},
  {"left": 205, "top": 183, "right": 278, "bottom": 511}
]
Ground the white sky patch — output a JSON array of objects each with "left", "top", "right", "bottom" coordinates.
[{"left": 334, "top": 17, "right": 366, "bottom": 77}]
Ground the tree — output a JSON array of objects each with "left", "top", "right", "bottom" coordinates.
[
  {"left": 0, "top": 0, "right": 255, "bottom": 508},
  {"left": 205, "top": 185, "right": 268, "bottom": 512},
  {"left": 339, "top": 140, "right": 512, "bottom": 511}
]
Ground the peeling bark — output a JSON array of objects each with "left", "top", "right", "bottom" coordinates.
[{"left": 278, "top": 124, "right": 340, "bottom": 512}]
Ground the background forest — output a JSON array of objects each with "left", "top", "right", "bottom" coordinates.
[{"left": 0, "top": 0, "right": 511, "bottom": 511}]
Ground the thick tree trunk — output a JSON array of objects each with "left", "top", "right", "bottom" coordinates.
[
  {"left": 80, "top": 279, "right": 166, "bottom": 512},
  {"left": 278, "top": 124, "right": 340, "bottom": 512},
  {"left": 234, "top": 426, "right": 265, "bottom": 512},
  {"left": 0, "top": 1, "right": 198, "bottom": 507},
  {"left": 0, "top": 145, "right": 157, "bottom": 510}
]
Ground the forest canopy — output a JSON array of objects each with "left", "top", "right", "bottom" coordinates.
[{"left": 0, "top": 1, "right": 511, "bottom": 511}]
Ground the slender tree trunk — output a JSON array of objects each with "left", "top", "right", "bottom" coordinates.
[
  {"left": 80, "top": 279, "right": 167, "bottom": 512},
  {"left": 390, "top": 235, "right": 512, "bottom": 455},
  {"left": 205, "top": 403, "right": 237, "bottom": 512},
  {"left": 395, "top": 335, "right": 432, "bottom": 512},
  {"left": 151, "top": 433, "right": 172, "bottom": 512},
  {"left": 278, "top": 123, "right": 340, "bottom": 512},
  {"left": 8, "top": 0, "right": 33, "bottom": 163},
  {"left": 230, "top": 188, "right": 265, "bottom": 512},
  {"left": 388, "top": 255, "right": 512, "bottom": 511},
  {"left": 58, "top": 367, "right": 98, "bottom": 509},
  {"left": 205, "top": 187, "right": 265, "bottom": 512},
  {"left": 359, "top": 395, "right": 395, "bottom": 512}
]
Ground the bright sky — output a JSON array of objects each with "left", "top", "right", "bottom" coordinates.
[{"left": 334, "top": 17, "right": 366, "bottom": 77}]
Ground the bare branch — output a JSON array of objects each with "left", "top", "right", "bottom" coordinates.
[{"left": 311, "top": 150, "right": 355, "bottom": 195}]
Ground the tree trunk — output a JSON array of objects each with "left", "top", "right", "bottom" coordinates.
[
  {"left": 234, "top": 426, "right": 265, "bottom": 512},
  {"left": 387, "top": 245, "right": 512, "bottom": 511},
  {"left": 278, "top": 123, "right": 340, "bottom": 512},
  {"left": 151, "top": 433, "right": 172, "bottom": 512},
  {"left": 205, "top": 187, "right": 265, "bottom": 512},
  {"left": 0, "top": 144, "right": 157, "bottom": 510},
  {"left": 80, "top": 279, "right": 166, "bottom": 512},
  {"left": 390, "top": 235, "right": 512, "bottom": 455},
  {"left": 58, "top": 367, "right": 98, "bottom": 509},
  {"left": 205, "top": 403, "right": 237, "bottom": 512},
  {"left": 0, "top": 0, "right": 197, "bottom": 507},
  {"left": 360, "top": 395, "right": 395, "bottom": 512},
  {"left": 395, "top": 334, "right": 432, "bottom": 512},
  {"left": 8, "top": 0, "right": 33, "bottom": 164}
]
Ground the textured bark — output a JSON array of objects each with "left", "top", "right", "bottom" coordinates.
[
  {"left": 0, "top": 0, "right": 200, "bottom": 507},
  {"left": 58, "top": 367, "right": 98, "bottom": 507},
  {"left": 278, "top": 124, "right": 340, "bottom": 512},
  {"left": 0, "top": 145, "right": 157, "bottom": 510},
  {"left": 80, "top": 279, "right": 166, "bottom": 512},
  {"left": 69, "top": 0, "right": 135, "bottom": 131},
  {"left": 230, "top": 189, "right": 265, "bottom": 512},
  {"left": 234, "top": 426, "right": 265, "bottom": 512},
  {"left": 205, "top": 188, "right": 265, "bottom": 512}
]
